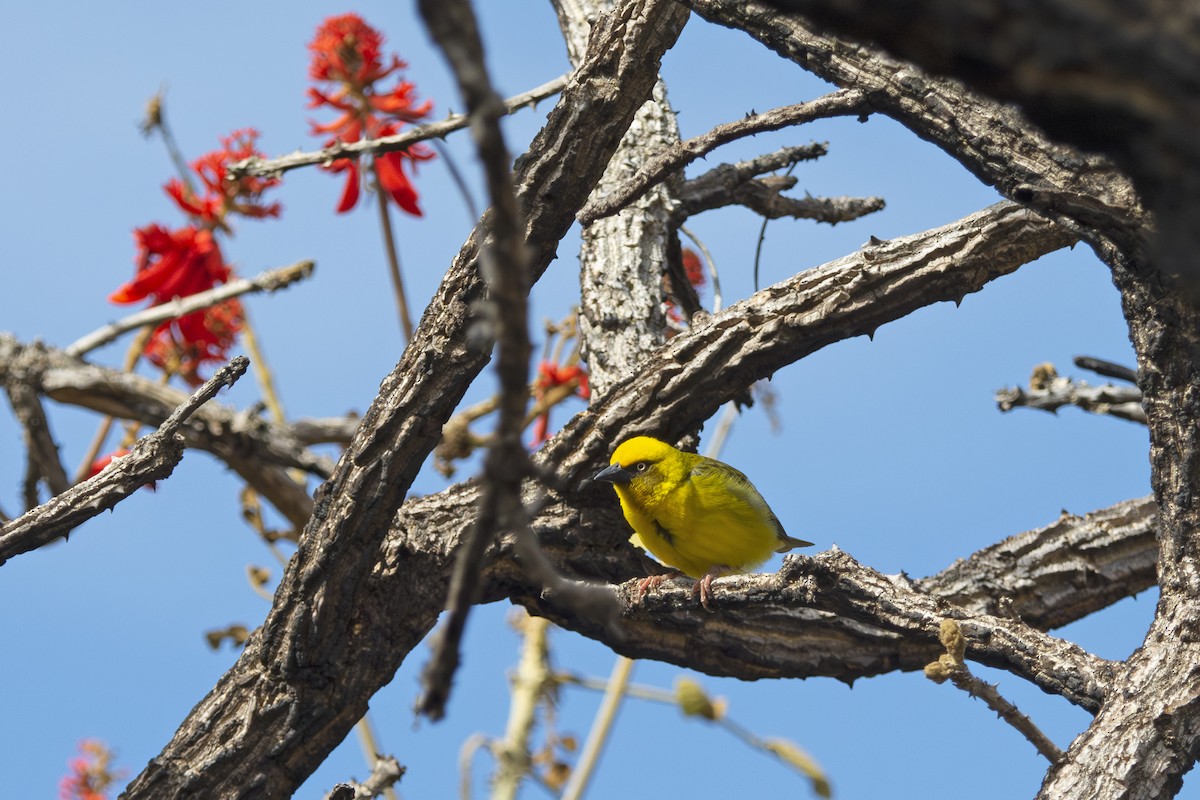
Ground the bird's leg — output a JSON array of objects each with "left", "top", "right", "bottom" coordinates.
[{"left": 692, "top": 566, "right": 732, "bottom": 611}]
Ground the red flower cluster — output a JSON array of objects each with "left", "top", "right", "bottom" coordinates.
[
  {"left": 109, "top": 224, "right": 243, "bottom": 385},
  {"left": 110, "top": 128, "right": 279, "bottom": 384},
  {"left": 164, "top": 129, "right": 281, "bottom": 225},
  {"left": 59, "top": 740, "right": 124, "bottom": 800},
  {"left": 143, "top": 297, "right": 245, "bottom": 386},
  {"left": 530, "top": 362, "right": 590, "bottom": 446},
  {"left": 307, "top": 13, "right": 434, "bottom": 214},
  {"left": 110, "top": 225, "right": 227, "bottom": 305}
]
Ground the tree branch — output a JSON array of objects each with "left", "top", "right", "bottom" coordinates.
[
  {"left": 0, "top": 357, "right": 248, "bottom": 565},
  {"left": 4, "top": 380, "right": 69, "bottom": 506},
  {"left": 415, "top": 0, "right": 537, "bottom": 721},
  {"left": 752, "top": 0, "right": 1200, "bottom": 285},
  {"left": 65, "top": 260, "right": 315, "bottom": 358},
  {"left": 0, "top": 334, "right": 325, "bottom": 528},
  {"left": 678, "top": 0, "right": 1147, "bottom": 273},
  {"left": 578, "top": 89, "right": 871, "bottom": 225},
  {"left": 227, "top": 75, "right": 570, "bottom": 180}
]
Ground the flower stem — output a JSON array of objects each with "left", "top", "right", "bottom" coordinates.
[{"left": 371, "top": 159, "right": 415, "bottom": 341}]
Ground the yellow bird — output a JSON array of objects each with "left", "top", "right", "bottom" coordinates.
[{"left": 594, "top": 436, "right": 812, "bottom": 607}]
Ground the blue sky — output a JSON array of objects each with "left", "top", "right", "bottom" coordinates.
[{"left": 0, "top": 2, "right": 1163, "bottom": 798}]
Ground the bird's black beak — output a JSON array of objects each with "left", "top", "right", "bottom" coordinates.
[{"left": 593, "top": 463, "right": 634, "bottom": 485}]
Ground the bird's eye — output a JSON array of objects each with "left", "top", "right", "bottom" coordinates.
[{"left": 635, "top": 462, "right": 648, "bottom": 472}]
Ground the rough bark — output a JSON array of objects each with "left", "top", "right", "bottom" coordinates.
[{"left": 554, "top": 0, "right": 692, "bottom": 401}]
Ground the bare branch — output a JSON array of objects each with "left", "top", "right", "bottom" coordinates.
[
  {"left": 925, "top": 619, "right": 1065, "bottom": 764},
  {"left": 0, "top": 334, "right": 322, "bottom": 528},
  {"left": 0, "top": 357, "right": 248, "bottom": 565},
  {"left": 65, "top": 260, "right": 315, "bottom": 358},
  {"left": 679, "top": 0, "right": 1147, "bottom": 272},
  {"left": 1073, "top": 355, "right": 1138, "bottom": 385},
  {"left": 996, "top": 363, "right": 1147, "bottom": 425},
  {"left": 677, "top": 161, "right": 885, "bottom": 223},
  {"left": 227, "top": 75, "right": 570, "bottom": 180},
  {"left": 4, "top": 380, "right": 69, "bottom": 506},
  {"left": 325, "top": 755, "right": 404, "bottom": 800},
  {"left": 579, "top": 89, "right": 870, "bottom": 225}
]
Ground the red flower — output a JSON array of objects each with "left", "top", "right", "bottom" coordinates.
[
  {"left": 109, "top": 224, "right": 242, "bottom": 385},
  {"left": 59, "top": 740, "right": 124, "bottom": 800},
  {"left": 110, "top": 225, "right": 229, "bottom": 305},
  {"left": 307, "top": 13, "right": 434, "bottom": 214},
  {"left": 144, "top": 299, "right": 245, "bottom": 386},
  {"left": 530, "top": 362, "right": 590, "bottom": 446},
  {"left": 308, "top": 13, "right": 397, "bottom": 86},
  {"left": 165, "top": 129, "right": 282, "bottom": 225}
]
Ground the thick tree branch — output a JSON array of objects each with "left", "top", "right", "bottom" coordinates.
[
  {"left": 365, "top": 203, "right": 1084, "bottom": 696},
  {"left": 754, "top": 0, "right": 1200, "bottom": 285},
  {"left": 679, "top": 0, "right": 1147, "bottom": 274},
  {"left": 0, "top": 358, "right": 248, "bottom": 565}
]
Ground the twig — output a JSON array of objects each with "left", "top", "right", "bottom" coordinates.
[
  {"left": 492, "top": 613, "right": 552, "bottom": 800},
  {"left": 4, "top": 381, "right": 70, "bottom": 506},
  {"left": 416, "top": 0, "right": 534, "bottom": 722},
  {"left": 925, "top": 619, "right": 1065, "bottom": 764},
  {"left": 65, "top": 261, "right": 315, "bottom": 357},
  {"left": 228, "top": 74, "right": 571, "bottom": 180},
  {"left": 352, "top": 717, "right": 399, "bottom": 800},
  {"left": 680, "top": 225, "right": 723, "bottom": 312},
  {"left": 995, "top": 362, "right": 1146, "bottom": 424},
  {"left": 0, "top": 356, "right": 249, "bottom": 566},
  {"left": 560, "top": 655, "right": 635, "bottom": 800},
  {"left": 1073, "top": 355, "right": 1138, "bottom": 384},
  {"left": 324, "top": 755, "right": 405, "bottom": 800},
  {"left": 578, "top": 89, "right": 870, "bottom": 224},
  {"left": 371, "top": 160, "right": 416, "bottom": 341}
]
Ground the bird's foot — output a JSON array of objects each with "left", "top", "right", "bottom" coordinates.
[
  {"left": 637, "top": 572, "right": 678, "bottom": 603},
  {"left": 691, "top": 566, "right": 732, "bottom": 611}
]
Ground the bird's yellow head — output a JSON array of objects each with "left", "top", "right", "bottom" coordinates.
[{"left": 592, "top": 436, "right": 688, "bottom": 500}]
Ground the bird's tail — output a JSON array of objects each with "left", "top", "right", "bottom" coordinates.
[{"left": 776, "top": 534, "right": 814, "bottom": 553}]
